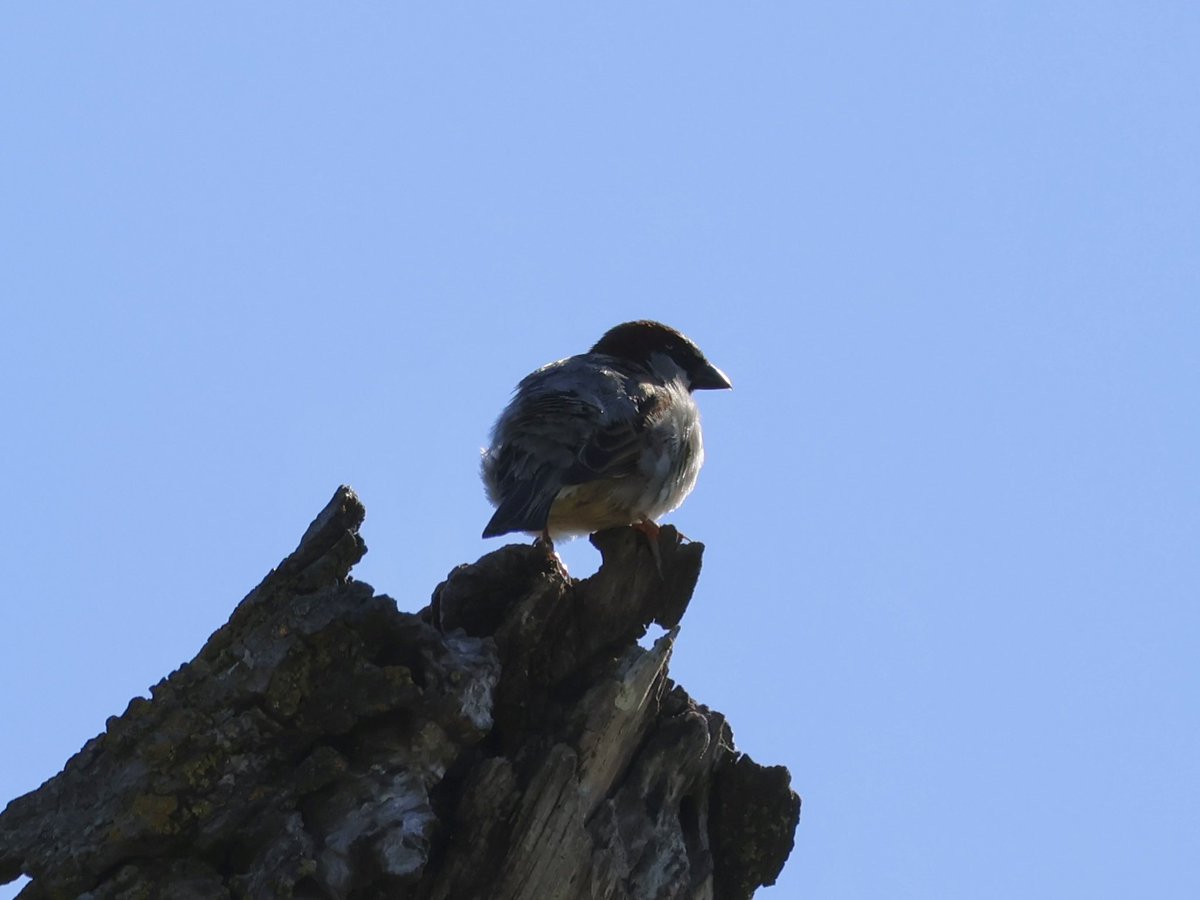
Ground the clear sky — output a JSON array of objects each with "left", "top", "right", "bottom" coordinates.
[{"left": 2, "top": 4, "right": 1197, "bottom": 898}]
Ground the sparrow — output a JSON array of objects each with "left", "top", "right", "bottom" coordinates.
[{"left": 480, "top": 320, "right": 731, "bottom": 547}]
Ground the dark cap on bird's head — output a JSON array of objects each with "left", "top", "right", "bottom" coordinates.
[{"left": 590, "top": 320, "right": 732, "bottom": 392}]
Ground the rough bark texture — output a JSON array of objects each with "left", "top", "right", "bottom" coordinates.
[{"left": 0, "top": 486, "right": 800, "bottom": 900}]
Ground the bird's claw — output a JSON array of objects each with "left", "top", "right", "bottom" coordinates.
[
  {"left": 631, "top": 520, "right": 665, "bottom": 578},
  {"left": 533, "top": 529, "right": 567, "bottom": 573}
]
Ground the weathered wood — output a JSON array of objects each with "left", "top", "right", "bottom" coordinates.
[{"left": 0, "top": 486, "right": 799, "bottom": 899}]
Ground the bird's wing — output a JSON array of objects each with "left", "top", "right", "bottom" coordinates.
[
  {"left": 482, "top": 361, "right": 665, "bottom": 536},
  {"left": 564, "top": 389, "right": 666, "bottom": 485},
  {"left": 482, "top": 390, "right": 606, "bottom": 536}
]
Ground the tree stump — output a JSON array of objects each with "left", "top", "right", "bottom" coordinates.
[{"left": 0, "top": 486, "right": 799, "bottom": 899}]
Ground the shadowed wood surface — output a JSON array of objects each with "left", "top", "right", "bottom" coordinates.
[{"left": 0, "top": 486, "right": 799, "bottom": 899}]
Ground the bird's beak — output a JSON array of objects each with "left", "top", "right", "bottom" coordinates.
[{"left": 691, "top": 361, "right": 733, "bottom": 391}]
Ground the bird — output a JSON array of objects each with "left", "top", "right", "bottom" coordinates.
[{"left": 480, "top": 320, "right": 731, "bottom": 551}]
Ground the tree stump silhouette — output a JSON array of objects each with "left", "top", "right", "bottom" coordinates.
[{"left": 0, "top": 487, "right": 799, "bottom": 899}]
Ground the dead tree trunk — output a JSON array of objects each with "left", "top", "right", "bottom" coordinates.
[{"left": 0, "top": 487, "right": 799, "bottom": 899}]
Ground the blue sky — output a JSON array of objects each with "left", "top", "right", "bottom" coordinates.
[{"left": 2, "top": 4, "right": 1198, "bottom": 898}]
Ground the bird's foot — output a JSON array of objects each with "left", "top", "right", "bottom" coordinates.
[
  {"left": 533, "top": 528, "right": 567, "bottom": 572},
  {"left": 631, "top": 520, "right": 665, "bottom": 578}
]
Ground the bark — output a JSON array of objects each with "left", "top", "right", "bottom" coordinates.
[{"left": 0, "top": 486, "right": 799, "bottom": 900}]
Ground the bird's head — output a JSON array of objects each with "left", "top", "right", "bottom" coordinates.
[{"left": 590, "top": 320, "right": 732, "bottom": 392}]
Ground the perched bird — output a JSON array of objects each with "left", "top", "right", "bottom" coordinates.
[{"left": 481, "top": 320, "right": 731, "bottom": 547}]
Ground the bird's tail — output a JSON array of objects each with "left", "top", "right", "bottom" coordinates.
[{"left": 481, "top": 480, "right": 558, "bottom": 539}]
